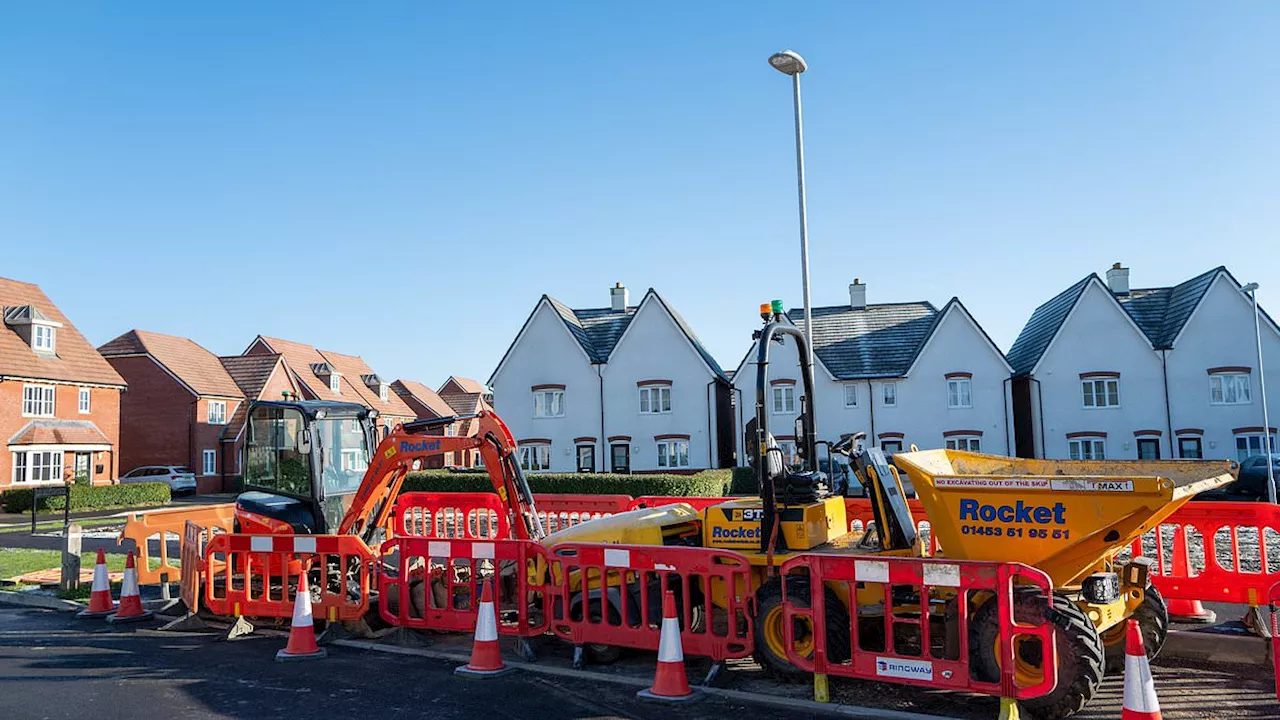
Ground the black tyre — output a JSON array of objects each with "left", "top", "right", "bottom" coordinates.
[
  {"left": 1102, "top": 585, "right": 1168, "bottom": 674},
  {"left": 971, "top": 590, "right": 1104, "bottom": 720},
  {"left": 753, "top": 576, "right": 850, "bottom": 680},
  {"left": 580, "top": 595, "right": 624, "bottom": 665}
]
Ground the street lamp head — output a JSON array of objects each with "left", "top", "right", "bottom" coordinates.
[
  {"left": 1243, "top": 282, "right": 1260, "bottom": 293},
  {"left": 768, "top": 50, "right": 807, "bottom": 76}
]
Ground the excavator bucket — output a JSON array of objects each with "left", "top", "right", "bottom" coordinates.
[{"left": 891, "top": 450, "right": 1236, "bottom": 586}]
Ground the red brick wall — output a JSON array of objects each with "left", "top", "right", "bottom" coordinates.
[
  {"left": 0, "top": 379, "right": 122, "bottom": 490},
  {"left": 193, "top": 397, "right": 241, "bottom": 494},
  {"left": 108, "top": 355, "right": 194, "bottom": 479}
]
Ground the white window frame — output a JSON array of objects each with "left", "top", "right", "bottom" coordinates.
[
  {"left": 1234, "top": 433, "right": 1276, "bottom": 462},
  {"left": 78, "top": 387, "right": 91, "bottom": 414},
  {"left": 1210, "top": 373, "right": 1251, "bottom": 405},
  {"left": 656, "top": 440, "right": 690, "bottom": 469},
  {"left": 207, "top": 400, "right": 227, "bottom": 425},
  {"left": 32, "top": 324, "right": 55, "bottom": 353},
  {"left": 843, "top": 384, "right": 857, "bottom": 407},
  {"left": 22, "top": 384, "right": 56, "bottom": 417},
  {"left": 202, "top": 449, "right": 217, "bottom": 476},
  {"left": 639, "top": 385, "right": 672, "bottom": 415},
  {"left": 11, "top": 450, "right": 64, "bottom": 484},
  {"left": 777, "top": 440, "right": 798, "bottom": 468},
  {"left": 329, "top": 373, "right": 341, "bottom": 394},
  {"left": 1081, "top": 378, "right": 1120, "bottom": 408},
  {"left": 947, "top": 378, "right": 972, "bottom": 409},
  {"left": 519, "top": 444, "right": 551, "bottom": 472},
  {"left": 1069, "top": 438, "right": 1106, "bottom": 460},
  {"left": 341, "top": 448, "right": 369, "bottom": 472},
  {"left": 533, "top": 389, "right": 565, "bottom": 418},
  {"left": 945, "top": 436, "right": 981, "bottom": 452},
  {"left": 882, "top": 382, "right": 898, "bottom": 407},
  {"left": 772, "top": 385, "right": 796, "bottom": 414}
]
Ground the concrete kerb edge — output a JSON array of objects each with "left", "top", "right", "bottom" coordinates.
[
  {"left": 329, "top": 639, "right": 956, "bottom": 720},
  {"left": 1162, "top": 628, "right": 1273, "bottom": 666},
  {"left": 0, "top": 590, "right": 84, "bottom": 612}
]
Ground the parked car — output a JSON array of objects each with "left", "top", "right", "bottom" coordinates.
[
  {"left": 120, "top": 465, "right": 197, "bottom": 495},
  {"left": 1192, "top": 455, "right": 1275, "bottom": 502}
]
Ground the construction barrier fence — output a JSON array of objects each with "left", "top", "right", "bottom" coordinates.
[
  {"left": 392, "top": 492, "right": 509, "bottom": 540},
  {"left": 120, "top": 503, "right": 236, "bottom": 585},
  {"left": 179, "top": 521, "right": 207, "bottom": 614},
  {"left": 781, "top": 553, "right": 1058, "bottom": 701},
  {"left": 203, "top": 533, "right": 376, "bottom": 621}
]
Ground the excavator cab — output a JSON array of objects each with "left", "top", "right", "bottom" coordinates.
[{"left": 238, "top": 400, "right": 375, "bottom": 534}]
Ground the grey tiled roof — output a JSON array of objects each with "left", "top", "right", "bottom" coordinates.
[
  {"left": 1008, "top": 266, "right": 1232, "bottom": 376},
  {"left": 787, "top": 301, "right": 940, "bottom": 379}
]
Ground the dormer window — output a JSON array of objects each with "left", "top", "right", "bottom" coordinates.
[
  {"left": 4, "top": 305, "right": 63, "bottom": 356},
  {"left": 361, "top": 374, "right": 387, "bottom": 402},
  {"left": 330, "top": 374, "right": 341, "bottom": 394},
  {"left": 310, "top": 362, "right": 341, "bottom": 394},
  {"left": 379, "top": 384, "right": 388, "bottom": 402},
  {"left": 33, "top": 324, "right": 55, "bottom": 352}
]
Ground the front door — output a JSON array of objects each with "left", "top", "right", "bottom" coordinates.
[
  {"left": 1137, "top": 438, "right": 1160, "bottom": 460},
  {"left": 73, "top": 453, "right": 91, "bottom": 483},
  {"left": 610, "top": 443, "right": 630, "bottom": 474},
  {"left": 577, "top": 445, "right": 595, "bottom": 473}
]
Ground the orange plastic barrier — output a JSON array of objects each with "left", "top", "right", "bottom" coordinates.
[
  {"left": 1125, "top": 501, "right": 1280, "bottom": 607},
  {"left": 391, "top": 492, "right": 509, "bottom": 539},
  {"left": 119, "top": 503, "right": 236, "bottom": 585},
  {"left": 549, "top": 542, "right": 754, "bottom": 661},
  {"left": 534, "top": 494, "right": 632, "bottom": 533},
  {"left": 203, "top": 533, "right": 375, "bottom": 621},
  {"left": 1270, "top": 580, "right": 1280, "bottom": 701},
  {"left": 781, "top": 553, "right": 1057, "bottom": 701},
  {"left": 179, "top": 521, "right": 207, "bottom": 614},
  {"left": 377, "top": 536, "right": 551, "bottom": 635}
]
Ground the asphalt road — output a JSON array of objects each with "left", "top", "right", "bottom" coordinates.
[{"left": 0, "top": 605, "right": 769, "bottom": 720}]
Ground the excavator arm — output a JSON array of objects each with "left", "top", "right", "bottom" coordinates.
[{"left": 336, "top": 410, "right": 543, "bottom": 544}]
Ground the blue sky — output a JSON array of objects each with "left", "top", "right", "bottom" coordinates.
[{"left": 3, "top": 3, "right": 1278, "bottom": 387}]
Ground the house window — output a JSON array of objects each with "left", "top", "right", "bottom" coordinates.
[
  {"left": 202, "top": 449, "right": 217, "bottom": 476},
  {"left": 341, "top": 448, "right": 368, "bottom": 472},
  {"left": 207, "top": 400, "right": 227, "bottom": 425},
  {"left": 32, "top": 324, "right": 55, "bottom": 353},
  {"left": 1137, "top": 438, "right": 1161, "bottom": 460},
  {"left": 533, "top": 390, "right": 565, "bottom": 417},
  {"left": 379, "top": 384, "right": 389, "bottom": 403},
  {"left": 843, "top": 384, "right": 857, "bottom": 407},
  {"left": 519, "top": 444, "right": 551, "bottom": 471},
  {"left": 657, "top": 440, "right": 690, "bottom": 469},
  {"left": 12, "top": 450, "right": 63, "bottom": 484},
  {"left": 1178, "top": 437, "right": 1203, "bottom": 459},
  {"left": 945, "top": 436, "right": 981, "bottom": 452},
  {"left": 880, "top": 440, "right": 903, "bottom": 455},
  {"left": 639, "top": 386, "right": 671, "bottom": 414},
  {"left": 576, "top": 445, "right": 595, "bottom": 472},
  {"left": 445, "top": 424, "right": 456, "bottom": 436},
  {"left": 78, "top": 388, "right": 91, "bottom": 414},
  {"left": 1210, "top": 374, "right": 1251, "bottom": 405},
  {"left": 22, "top": 384, "right": 56, "bottom": 417},
  {"left": 1082, "top": 378, "right": 1120, "bottom": 408},
  {"left": 947, "top": 378, "right": 972, "bottom": 409},
  {"left": 882, "top": 383, "right": 898, "bottom": 407},
  {"left": 777, "top": 440, "right": 798, "bottom": 468},
  {"left": 329, "top": 374, "right": 341, "bottom": 394},
  {"left": 1069, "top": 439, "right": 1106, "bottom": 460},
  {"left": 1234, "top": 433, "right": 1276, "bottom": 462},
  {"left": 772, "top": 385, "right": 795, "bottom": 414}
]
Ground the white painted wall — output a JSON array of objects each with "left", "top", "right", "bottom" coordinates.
[
  {"left": 1165, "top": 274, "right": 1280, "bottom": 461},
  {"left": 490, "top": 300, "right": 602, "bottom": 473},
  {"left": 603, "top": 298, "right": 721, "bottom": 471}
]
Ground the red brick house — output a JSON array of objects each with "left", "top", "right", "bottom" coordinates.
[
  {"left": 99, "top": 330, "right": 248, "bottom": 494},
  {"left": 1, "top": 278, "right": 126, "bottom": 489},
  {"left": 218, "top": 352, "right": 299, "bottom": 485},
  {"left": 437, "top": 376, "right": 494, "bottom": 468},
  {"left": 243, "top": 336, "right": 416, "bottom": 435},
  {"left": 390, "top": 379, "right": 455, "bottom": 468}
]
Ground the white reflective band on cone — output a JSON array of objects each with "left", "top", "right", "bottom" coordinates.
[
  {"left": 91, "top": 562, "right": 109, "bottom": 591},
  {"left": 475, "top": 601, "right": 499, "bottom": 642},
  {"left": 122, "top": 567, "right": 140, "bottom": 597},
  {"left": 1123, "top": 654, "right": 1160, "bottom": 714},
  {"left": 657, "top": 617, "right": 683, "bottom": 662},
  {"left": 292, "top": 589, "right": 313, "bottom": 626}
]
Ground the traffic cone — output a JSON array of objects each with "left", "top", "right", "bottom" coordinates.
[
  {"left": 276, "top": 572, "right": 326, "bottom": 662},
  {"left": 1164, "top": 527, "right": 1215, "bottom": 623},
  {"left": 455, "top": 579, "right": 512, "bottom": 677},
  {"left": 77, "top": 549, "right": 116, "bottom": 618},
  {"left": 107, "top": 551, "right": 153, "bottom": 623},
  {"left": 1121, "top": 619, "right": 1162, "bottom": 720},
  {"left": 637, "top": 590, "right": 701, "bottom": 704}
]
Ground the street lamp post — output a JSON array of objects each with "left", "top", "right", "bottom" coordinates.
[
  {"left": 768, "top": 50, "right": 814, "bottom": 375},
  {"left": 1242, "top": 282, "right": 1276, "bottom": 504}
]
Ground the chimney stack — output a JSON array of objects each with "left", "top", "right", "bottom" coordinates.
[
  {"left": 610, "top": 282, "right": 629, "bottom": 312},
  {"left": 849, "top": 279, "right": 867, "bottom": 310},
  {"left": 1106, "top": 263, "right": 1130, "bottom": 296}
]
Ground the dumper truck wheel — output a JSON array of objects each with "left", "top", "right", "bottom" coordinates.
[
  {"left": 1102, "top": 585, "right": 1168, "bottom": 673},
  {"left": 753, "top": 577, "right": 850, "bottom": 680},
  {"left": 970, "top": 589, "right": 1103, "bottom": 720}
]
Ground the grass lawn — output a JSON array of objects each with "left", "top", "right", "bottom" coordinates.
[
  {"left": 0, "top": 517, "right": 125, "bottom": 535},
  {"left": 0, "top": 547, "right": 170, "bottom": 582}
]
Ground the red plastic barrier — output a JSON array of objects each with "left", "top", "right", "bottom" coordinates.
[
  {"left": 781, "top": 553, "right": 1057, "bottom": 701},
  {"left": 1125, "top": 501, "right": 1280, "bottom": 607},
  {"left": 549, "top": 542, "right": 754, "bottom": 661},
  {"left": 392, "top": 492, "right": 509, "bottom": 540},
  {"left": 534, "top": 494, "right": 632, "bottom": 533},
  {"left": 629, "top": 496, "right": 733, "bottom": 511},
  {"left": 378, "top": 537, "right": 551, "bottom": 635},
  {"left": 1271, "top": 580, "right": 1280, "bottom": 701},
  {"left": 203, "top": 533, "right": 375, "bottom": 621}
]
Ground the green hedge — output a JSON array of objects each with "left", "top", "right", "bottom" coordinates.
[
  {"left": 401, "top": 469, "right": 735, "bottom": 497},
  {"left": 0, "top": 483, "right": 172, "bottom": 514},
  {"left": 729, "top": 467, "right": 758, "bottom": 495}
]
